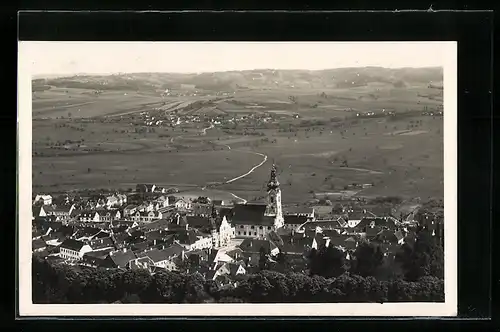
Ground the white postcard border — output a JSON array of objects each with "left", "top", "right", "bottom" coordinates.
[{"left": 18, "top": 41, "right": 458, "bottom": 317}]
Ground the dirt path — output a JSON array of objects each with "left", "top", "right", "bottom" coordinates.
[{"left": 172, "top": 124, "right": 268, "bottom": 203}]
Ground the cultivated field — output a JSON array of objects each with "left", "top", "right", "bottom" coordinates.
[{"left": 32, "top": 70, "right": 444, "bottom": 203}]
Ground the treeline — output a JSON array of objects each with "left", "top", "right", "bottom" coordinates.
[
  {"left": 32, "top": 257, "right": 444, "bottom": 304},
  {"left": 33, "top": 228, "right": 444, "bottom": 304}
]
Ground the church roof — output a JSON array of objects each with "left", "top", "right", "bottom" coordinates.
[{"left": 231, "top": 203, "right": 274, "bottom": 226}]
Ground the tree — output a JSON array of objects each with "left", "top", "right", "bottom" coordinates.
[
  {"left": 352, "top": 242, "right": 384, "bottom": 277},
  {"left": 396, "top": 228, "right": 444, "bottom": 281},
  {"left": 309, "top": 244, "right": 346, "bottom": 278},
  {"left": 259, "top": 246, "right": 271, "bottom": 271}
]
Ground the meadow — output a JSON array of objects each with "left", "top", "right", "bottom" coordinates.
[{"left": 32, "top": 81, "right": 443, "bottom": 203}]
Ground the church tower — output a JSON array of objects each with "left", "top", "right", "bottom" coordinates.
[
  {"left": 210, "top": 204, "right": 219, "bottom": 248},
  {"left": 265, "top": 164, "right": 284, "bottom": 229}
]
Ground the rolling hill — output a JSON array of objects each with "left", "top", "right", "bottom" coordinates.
[{"left": 33, "top": 67, "right": 443, "bottom": 93}]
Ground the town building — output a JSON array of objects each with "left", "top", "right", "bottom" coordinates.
[
  {"left": 33, "top": 194, "right": 52, "bottom": 206},
  {"left": 59, "top": 239, "right": 93, "bottom": 260},
  {"left": 231, "top": 164, "right": 285, "bottom": 239}
]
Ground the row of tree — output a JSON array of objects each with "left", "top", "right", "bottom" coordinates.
[
  {"left": 32, "top": 256, "right": 444, "bottom": 304},
  {"left": 306, "top": 228, "right": 443, "bottom": 281}
]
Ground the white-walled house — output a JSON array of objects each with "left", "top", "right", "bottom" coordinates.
[
  {"left": 79, "top": 211, "right": 103, "bottom": 222},
  {"left": 59, "top": 239, "right": 93, "bottom": 260},
  {"left": 174, "top": 198, "right": 192, "bottom": 210},
  {"left": 131, "top": 211, "right": 163, "bottom": 222},
  {"left": 212, "top": 216, "right": 236, "bottom": 248},
  {"left": 33, "top": 194, "right": 52, "bottom": 206}
]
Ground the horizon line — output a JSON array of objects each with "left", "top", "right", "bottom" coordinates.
[{"left": 33, "top": 65, "right": 443, "bottom": 79}]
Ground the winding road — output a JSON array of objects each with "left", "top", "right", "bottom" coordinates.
[{"left": 170, "top": 122, "right": 268, "bottom": 204}]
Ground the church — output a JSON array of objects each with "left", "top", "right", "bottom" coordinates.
[{"left": 231, "top": 164, "right": 285, "bottom": 239}]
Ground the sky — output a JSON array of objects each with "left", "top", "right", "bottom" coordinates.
[{"left": 20, "top": 42, "right": 452, "bottom": 76}]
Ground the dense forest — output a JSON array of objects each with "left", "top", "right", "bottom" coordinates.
[{"left": 32, "top": 228, "right": 444, "bottom": 304}]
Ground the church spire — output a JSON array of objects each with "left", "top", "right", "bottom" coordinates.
[{"left": 267, "top": 163, "right": 280, "bottom": 191}]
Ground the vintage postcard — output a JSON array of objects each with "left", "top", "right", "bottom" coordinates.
[{"left": 18, "top": 41, "right": 457, "bottom": 316}]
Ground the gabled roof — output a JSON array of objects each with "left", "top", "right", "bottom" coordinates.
[
  {"left": 284, "top": 206, "right": 314, "bottom": 215},
  {"left": 73, "top": 226, "right": 101, "bottom": 239},
  {"left": 186, "top": 215, "right": 211, "bottom": 229},
  {"left": 347, "top": 210, "right": 369, "bottom": 220},
  {"left": 284, "top": 215, "right": 308, "bottom": 225},
  {"left": 124, "top": 204, "right": 138, "bottom": 211},
  {"left": 175, "top": 229, "right": 203, "bottom": 245},
  {"left": 219, "top": 207, "right": 234, "bottom": 220},
  {"left": 60, "top": 238, "right": 86, "bottom": 251},
  {"left": 128, "top": 256, "right": 155, "bottom": 270},
  {"left": 374, "top": 229, "right": 399, "bottom": 243},
  {"left": 138, "top": 244, "right": 184, "bottom": 263},
  {"left": 79, "top": 210, "right": 98, "bottom": 218},
  {"left": 84, "top": 248, "right": 114, "bottom": 259},
  {"left": 108, "top": 250, "right": 137, "bottom": 268},
  {"left": 312, "top": 205, "right": 333, "bottom": 216},
  {"left": 227, "top": 262, "right": 245, "bottom": 276},
  {"left": 32, "top": 238, "right": 47, "bottom": 250},
  {"left": 365, "top": 226, "right": 383, "bottom": 239},
  {"left": 232, "top": 203, "right": 273, "bottom": 226},
  {"left": 303, "top": 219, "right": 344, "bottom": 230},
  {"left": 239, "top": 238, "right": 278, "bottom": 253},
  {"left": 89, "top": 236, "right": 115, "bottom": 250},
  {"left": 279, "top": 234, "right": 312, "bottom": 254}
]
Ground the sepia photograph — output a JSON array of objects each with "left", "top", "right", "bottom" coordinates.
[{"left": 18, "top": 41, "right": 457, "bottom": 316}]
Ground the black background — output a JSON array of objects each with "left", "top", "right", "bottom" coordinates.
[{"left": 7, "top": 8, "right": 495, "bottom": 331}]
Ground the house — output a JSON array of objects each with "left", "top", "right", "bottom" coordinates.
[
  {"left": 59, "top": 239, "right": 93, "bottom": 260},
  {"left": 312, "top": 205, "right": 334, "bottom": 219},
  {"left": 283, "top": 215, "right": 309, "bottom": 231},
  {"left": 154, "top": 186, "right": 167, "bottom": 194},
  {"left": 208, "top": 248, "right": 235, "bottom": 268},
  {"left": 73, "top": 227, "right": 105, "bottom": 241},
  {"left": 232, "top": 203, "right": 275, "bottom": 238},
  {"left": 136, "top": 184, "right": 156, "bottom": 193},
  {"left": 31, "top": 206, "right": 47, "bottom": 220},
  {"left": 46, "top": 204, "right": 75, "bottom": 221},
  {"left": 88, "top": 236, "right": 116, "bottom": 251},
  {"left": 137, "top": 245, "right": 184, "bottom": 271},
  {"left": 155, "top": 196, "right": 170, "bottom": 208},
  {"left": 32, "top": 238, "right": 47, "bottom": 253},
  {"left": 176, "top": 229, "right": 213, "bottom": 251},
  {"left": 284, "top": 206, "right": 315, "bottom": 219},
  {"left": 374, "top": 229, "right": 403, "bottom": 245},
  {"left": 32, "top": 206, "right": 48, "bottom": 219},
  {"left": 346, "top": 209, "right": 370, "bottom": 228},
  {"left": 79, "top": 211, "right": 103, "bottom": 222},
  {"left": 116, "top": 194, "right": 128, "bottom": 206},
  {"left": 106, "top": 195, "right": 119, "bottom": 209},
  {"left": 212, "top": 200, "right": 226, "bottom": 206},
  {"left": 212, "top": 215, "right": 235, "bottom": 248},
  {"left": 186, "top": 215, "right": 211, "bottom": 230},
  {"left": 238, "top": 238, "right": 280, "bottom": 256},
  {"left": 82, "top": 248, "right": 115, "bottom": 268},
  {"left": 128, "top": 256, "right": 156, "bottom": 273},
  {"left": 131, "top": 211, "right": 163, "bottom": 222},
  {"left": 123, "top": 205, "right": 138, "bottom": 217},
  {"left": 174, "top": 198, "right": 192, "bottom": 210},
  {"left": 106, "top": 249, "right": 137, "bottom": 269},
  {"left": 276, "top": 232, "right": 314, "bottom": 257},
  {"left": 206, "top": 261, "right": 246, "bottom": 281},
  {"left": 33, "top": 194, "right": 52, "bottom": 206}
]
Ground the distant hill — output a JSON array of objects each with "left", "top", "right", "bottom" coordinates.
[{"left": 33, "top": 67, "right": 443, "bottom": 93}]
